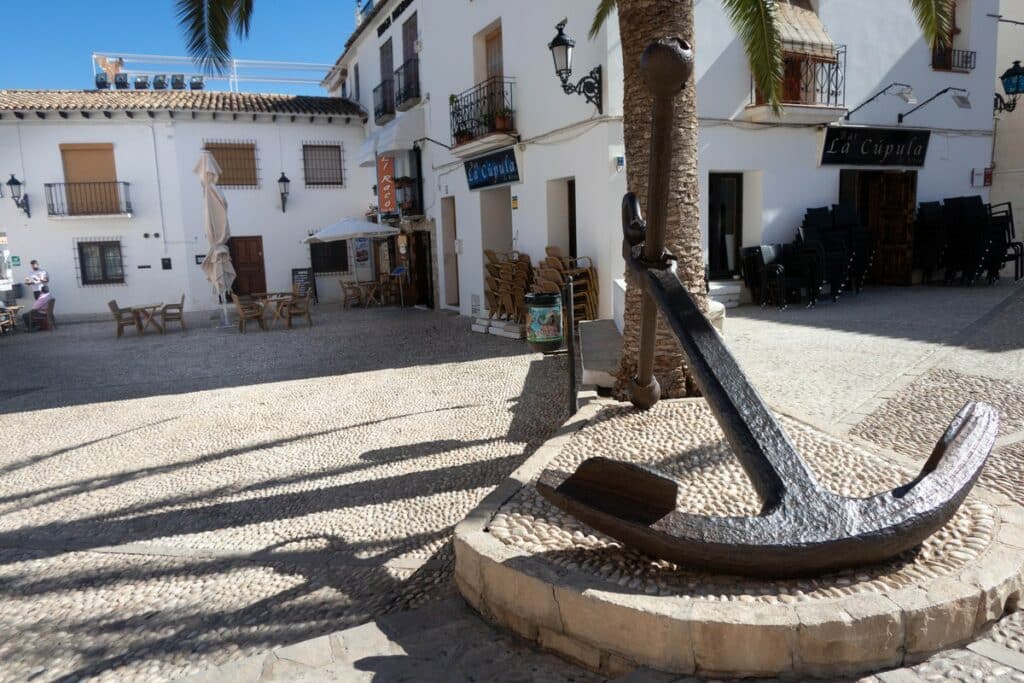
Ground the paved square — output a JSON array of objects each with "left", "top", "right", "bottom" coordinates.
[{"left": 0, "top": 307, "right": 568, "bottom": 682}]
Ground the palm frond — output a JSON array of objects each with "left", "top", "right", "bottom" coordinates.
[
  {"left": 910, "top": 0, "right": 954, "bottom": 48},
  {"left": 589, "top": 0, "right": 617, "bottom": 39},
  {"left": 722, "top": 0, "right": 784, "bottom": 114},
  {"left": 175, "top": 0, "right": 251, "bottom": 74}
]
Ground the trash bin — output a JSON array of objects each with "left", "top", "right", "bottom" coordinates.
[{"left": 525, "top": 292, "right": 563, "bottom": 353}]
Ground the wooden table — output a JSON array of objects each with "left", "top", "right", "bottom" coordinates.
[
  {"left": 262, "top": 293, "right": 293, "bottom": 325},
  {"left": 358, "top": 282, "right": 382, "bottom": 307},
  {"left": 131, "top": 304, "right": 164, "bottom": 334},
  {"left": 2, "top": 305, "right": 23, "bottom": 332}
]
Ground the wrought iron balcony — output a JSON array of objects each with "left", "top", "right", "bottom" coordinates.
[
  {"left": 932, "top": 47, "right": 977, "bottom": 71},
  {"left": 449, "top": 77, "right": 516, "bottom": 147},
  {"left": 373, "top": 79, "right": 395, "bottom": 125},
  {"left": 44, "top": 182, "right": 133, "bottom": 217},
  {"left": 751, "top": 46, "right": 847, "bottom": 109},
  {"left": 394, "top": 58, "right": 421, "bottom": 112}
]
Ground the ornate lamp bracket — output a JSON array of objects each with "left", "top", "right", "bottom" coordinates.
[{"left": 560, "top": 65, "right": 603, "bottom": 114}]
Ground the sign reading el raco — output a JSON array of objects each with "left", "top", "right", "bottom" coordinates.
[
  {"left": 465, "top": 147, "right": 521, "bottom": 191},
  {"left": 821, "top": 127, "right": 931, "bottom": 167},
  {"left": 377, "top": 156, "right": 397, "bottom": 214}
]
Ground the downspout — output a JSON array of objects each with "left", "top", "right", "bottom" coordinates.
[{"left": 149, "top": 121, "right": 169, "bottom": 254}]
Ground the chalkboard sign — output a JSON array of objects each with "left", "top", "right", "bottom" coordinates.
[{"left": 291, "top": 267, "right": 318, "bottom": 303}]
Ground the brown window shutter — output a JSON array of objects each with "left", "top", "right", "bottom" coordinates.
[{"left": 204, "top": 142, "right": 259, "bottom": 187}]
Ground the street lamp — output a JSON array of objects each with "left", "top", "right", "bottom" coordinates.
[
  {"left": 278, "top": 172, "right": 290, "bottom": 213},
  {"left": 898, "top": 87, "right": 970, "bottom": 123},
  {"left": 548, "top": 20, "right": 603, "bottom": 114},
  {"left": 6, "top": 174, "right": 30, "bottom": 218},
  {"left": 844, "top": 82, "right": 915, "bottom": 120},
  {"left": 995, "top": 60, "right": 1024, "bottom": 113}
]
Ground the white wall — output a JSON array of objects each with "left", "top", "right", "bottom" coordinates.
[
  {"left": 992, "top": 3, "right": 1024, "bottom": 219},
  {"left": 0, "top": 113, "right": 372, "bottom": 316}
]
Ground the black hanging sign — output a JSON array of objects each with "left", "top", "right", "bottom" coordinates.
[
  {"left": 291, "top": 267, "right": 318, "bottom": 303},
  {"left": 465, "top": 147, "right": 521, "bottom": 191},
  {"left": 821, "top": 127, "right": 931, "bottom": 167}
]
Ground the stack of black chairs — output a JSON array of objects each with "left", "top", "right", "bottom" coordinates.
[
  {"left": 918, "top": 195, "right": 1022, "bottom": 285},
  {"left": 797, "top": 207, "right": 849, "bottom": 302},
  {"left": 741, "top": 244, "right": 820, "bottom": 309}
]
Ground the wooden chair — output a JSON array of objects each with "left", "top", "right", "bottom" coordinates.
[
  {"left": 340, "top": 280, "right": 363, "bottom": 308},
  {"left": 284, "top": 294, "right": 313, "bottom": 329},
  {"left": 0, "top": 308, "right": 14, "bottom": 335},
  {"left": 233, "top": 296, "right": 266, "bottom": 333},
  {"left": 108, "top": 300, "right": 137, "bottom": 338},
  {"left": 161, "top": 294, "right": 186, "bottom": 331}
]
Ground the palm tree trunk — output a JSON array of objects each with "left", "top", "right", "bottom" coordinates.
[{"left": 615, "top": 0, "right": 707, "bottom": 399}]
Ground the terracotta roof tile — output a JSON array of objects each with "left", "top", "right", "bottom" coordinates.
[{"left": 0, "top": 90, "right": 365, "bottom": 118}]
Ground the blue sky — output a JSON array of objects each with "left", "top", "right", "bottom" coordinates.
[{"left": 0, "top": 1, "right": 355, "bottom": 94}]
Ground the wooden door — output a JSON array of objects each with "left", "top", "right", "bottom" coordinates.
[
  {"left": 411, "top": 231, "right": 434, "bottom": 308},
  {"left": 567, "top": 179, "right": 578, "bottom": 258},
  {"left": 228, "top": 236, "right": 266, "bottom": 296},
  {"left": 441, "top": 197, "right": 459, "bottom": 307},
  {"left": 783, "top": 56, "right": 804, "bottom": 103},
  {"left": 380, "top": 39, "right": 394, "bottom": 83},
  {"left": 868, "top": 172, "right": 917, "bottom": 285},
  {"left": 485, "top": 29, "right": 503, "bottom": 80},
  {"left": 60, "top": 143, "right": 118, "bottom": 215},
  {"left": 708, "top": 173, "right": 743, "bottom": 279},
  {"left": 402, "top": 13, "right": 417, "bottom": 63}
]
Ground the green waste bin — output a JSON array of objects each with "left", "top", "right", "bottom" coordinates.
[{"left": 525, "top": 292, "right": 563, "bottom": 353}]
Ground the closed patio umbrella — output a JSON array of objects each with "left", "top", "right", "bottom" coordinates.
[
  {"left": 194, "top": 151, "right": 236, "bottom": 326},
  {"left": 303, "top": 218, "right": 400, "bottom": 243}
]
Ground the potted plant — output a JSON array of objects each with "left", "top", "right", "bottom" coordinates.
[
  {"left": 400, "top": 198, "right": 416, "bottom": 212},
  {"left": 394, "top": 176, "right": 414, "bottom": 189},
  {"left": 480, "top": 111, "right": 495, "bottom": 131},
  {"left": 454, "top": 128, "right": 472, "bottom": 145},
  {"left": 494, "top": 107, "right": 513, "bottom": 132}
]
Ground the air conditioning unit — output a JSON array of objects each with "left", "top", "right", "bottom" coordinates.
[
  {"left": 94, "top": 73, "right": 110, "bottom": 90},
  {"left": 114, "top": 73, "right": 130, "bottom": 90},
  {"left": 189, "top": 76, "right": 205, "bottom": 90},
  {"left": 152, "top": 74, "right": 168, "bottom": 90},
  {"left": 133, "top": 76, "right": 150, "bottom": 90},
  {"left": 171, "top": 74, "right": 186, "bottom": 90}
]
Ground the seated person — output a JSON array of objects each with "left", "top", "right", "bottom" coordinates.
[{"left": 22, "top": 291, "right": 53, "bottom": 331}]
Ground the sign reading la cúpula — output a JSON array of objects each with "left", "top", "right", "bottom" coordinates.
[{"left": 821, "top": 126, "right": 931, "bottom": 167}]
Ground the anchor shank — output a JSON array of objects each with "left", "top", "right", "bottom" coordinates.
[{"left": 633, "top": 259, "right": 820, "bottom": 507}]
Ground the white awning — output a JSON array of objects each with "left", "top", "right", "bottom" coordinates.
[
  {"left": 376, "top": 107, "right": 425, "bottom": 156},
  {"left": 775, "top": 0, "right": 838, "bottom": 61},
  {"left": 304, "top": 218, "right": 400, "bottom": 243},
  {"left": 357, "top": 130, "right": 379, "bottom": 168}
]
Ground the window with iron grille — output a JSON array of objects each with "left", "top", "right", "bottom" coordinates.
[
  {"left": 203, "top": 141, "right": 260, "bottom": 188},
  {"left": 310, "top": 241, "right": 349, "bottom": 273},
  {"left": 303, "top": 144, "right": 345, "bottom": 187},
  {"left": 78, "top": 241, "right": 124, "bottom": 285}
]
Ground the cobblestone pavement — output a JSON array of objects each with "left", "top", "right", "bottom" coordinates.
[{"left": 0, "top": 307, "right": 570, "bottom": 682}]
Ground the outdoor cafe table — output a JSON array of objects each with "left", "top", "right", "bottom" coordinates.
[
  {"left": 4, "top": 305, "right": 23, "bottom": 331},
  {"left": 358, "top": 282, "right": 382, "bottom": 307},
  {"left": 131, "top": 303, "right": 164, "bottom": 334},
  {"left": 254, "top": 292, "right": 293, "bottom": 325}
]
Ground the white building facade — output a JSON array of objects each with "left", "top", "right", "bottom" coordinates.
[
  {"left": 992, "top": 2, "right": 1024, "bottom": 221},
  {"left": 329, "top": 0, "right": 1002, "bottom": 324},
  {"left": 0, "top": 90, "right": 372, "bottom": 317}
]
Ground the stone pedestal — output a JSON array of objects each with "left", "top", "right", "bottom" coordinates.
[{"left": 454, "top": 398, "right": 1024, "bottom": 679}]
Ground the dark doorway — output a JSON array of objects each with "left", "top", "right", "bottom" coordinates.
[
  {"left": 227, "top": 236, "right": 266, "bottom": 296},
  {"left": 410, "top": 231, "right": 434, "bottom": 308},
  {"left": 567, "top": 179, "right": 578, "bottom": 257},
  {"left": 840, "top": 170, "right": 917, "bottom": 285},
  {"left": 708, "top": 173, "right": 743, "bottom": 279}
]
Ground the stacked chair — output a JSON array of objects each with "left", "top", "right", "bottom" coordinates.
[
  {"left": 914, "top": 201, "right": 948, "bottom": 284},
  {"left": 796, "top": 207, "right": 850, "bottom": 302},
  {"left": 740, "top": 244, "right": 820, "bottom": 309},
  {"left": 985, "top": 202, "right": 1023, "bottom": 283},
  {"left": 917, "top": 196, "right": 1021, "bottom": 286},
  {"left": 484, "top": 249, "right": 532, "bottom": 323},
  {"left": 532, "top": 247, "right": 599, "bottom": 321},
  {"left": 831, "top": 203, "right": 875, "bottom": 294}
]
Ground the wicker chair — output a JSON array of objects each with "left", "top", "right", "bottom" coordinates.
[
  {"left": 233, "top": 296, "right": 266, "bottom": 333},
  {"left": 284, "top": 294, "right": 313, "bottom": 329},
  {"left": 161, "top": 294, "right": 186, "bottom": 331},
  {"left": 108, "top": 300, "right": 137, "bottom": 338}
]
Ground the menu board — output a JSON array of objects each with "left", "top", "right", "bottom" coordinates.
[{"left": 291, "top": 267, "right": 318, "bottom": 303}]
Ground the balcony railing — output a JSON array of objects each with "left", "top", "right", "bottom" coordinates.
[
  {"left": 932, "top": 47, "right": 976, "bottom": 71},
  {"left": 450, "top": 77, "right": 516, "bottom": 147},
  {"left": 752, "top": 46, "right": 847, "bottom": 108},
  {"left": 394, "top": 58, "right": 421, "bottom": 112},
  {"left": 44, "top": 182, "right": 133, "bottom": 217},
  {"left": 373, "top": 79, "right": 395, "bottom": 125}
]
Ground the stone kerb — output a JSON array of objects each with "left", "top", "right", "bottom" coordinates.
[{"left": 453, "top": 398, "right": 1024, "bottom": 679}]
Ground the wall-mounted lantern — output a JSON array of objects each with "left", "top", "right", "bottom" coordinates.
[
  {"left": 898, "top": 87, "right": 970, "bottom": 123},
  {"left": 995, "top": 60, "right": 1024, "bottom": 113},
  {"left": 6, "top": 175, "right": 30, "bottom": 218},
  {"left": 548, "top": 20, "right": 603, "bottom": 114},
  {"left": 278, "top": 172, "right": 291, "bottom": 213}
]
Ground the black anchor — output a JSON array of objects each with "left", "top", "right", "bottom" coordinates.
[{"left": 536, "top": 37, "right": 998, "bottom": 578}]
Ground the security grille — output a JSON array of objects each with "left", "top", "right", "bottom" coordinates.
[
  {"left": 303, "top": 144, "right": 345, "bottom": 187},
  {"left": 77, "top": 240, "right": 124, "bottom": 285}
]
